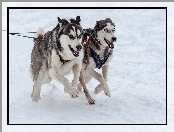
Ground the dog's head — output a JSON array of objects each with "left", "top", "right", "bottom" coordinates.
[
  {"left": 58, "top": 16, "right": 83, "bottom": 57},
  {"left": 94, "top": 18, "right": 117, "bottom": 49}
]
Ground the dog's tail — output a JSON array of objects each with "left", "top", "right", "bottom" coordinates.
[
  {"left": 35, "top": 27, "right": 45, "bottom": 38},
  {"left": 30, "top": 27, "right": 45, "bottom": 81}
]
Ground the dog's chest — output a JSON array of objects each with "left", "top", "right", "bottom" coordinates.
[
  {"left": 89, "top": 49, "right": 113, "bottom": 69},
  {"left": 95, "top": 47, "right": 108, "bottom": 60}
]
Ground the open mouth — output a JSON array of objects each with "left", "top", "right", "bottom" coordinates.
[
  {"left": 68, "top": 45, "right": 79, "bottom": 57},
  {"left": 104, "top": 38, "right": 114, "bottom": 49}
]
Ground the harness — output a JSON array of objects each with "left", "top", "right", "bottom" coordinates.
[
  {"left": 90, "top": 48, "right": 112, "bottom": 69},
  {"left": 34, "top": 34, "right": 46, "bottom": 41},
  {"left": 83, "top": 29, "right": 113, "bottom": 69},
  {"left": 59, "top": 55, "right": 70, "bottom": 64}
]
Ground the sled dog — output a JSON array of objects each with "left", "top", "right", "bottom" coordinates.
[
  {"left": 78, "top": 18, "right": 117, "bottom": 101},
  {"left": 30, "top": 16, "right": 84, "bottom": 102}
]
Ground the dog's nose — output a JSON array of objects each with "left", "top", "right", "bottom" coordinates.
[
  {"left": 76, "top": 44, "right": 82, "bottom": 51},
  {"left": 112, "top": 37, "right": 117, "bottom": 42}
]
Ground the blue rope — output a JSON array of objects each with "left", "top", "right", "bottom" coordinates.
[
  {"left": 9, "top": 32, "right": 37, "bottom": 35},
  {"left": 9, "top": 32, "right": 37, "bottom": 38}
]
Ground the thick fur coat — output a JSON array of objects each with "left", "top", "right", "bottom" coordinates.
[
  {"left": 30, "top": 16, "right": 84, "bottom": 102},
  {"left": 78, "top": 18, "right": 117, "bottom": 99}
]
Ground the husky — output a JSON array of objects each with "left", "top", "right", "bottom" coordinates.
[
  {"left": 77, "top": 18, "right": 117, "bottom": 102},
  {"left": 30, "top": 16, "right": 84, "bottom": 102}
]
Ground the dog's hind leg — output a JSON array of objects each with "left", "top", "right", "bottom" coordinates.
[
  {"left": 31, "top": 80, "right": 42, "bottom": 102},
  {"left": 77, "top": 73, "right": 92, "bottom": 93},
  {"left": 31, "top": 63, "right": 52, "bottom": 102}
]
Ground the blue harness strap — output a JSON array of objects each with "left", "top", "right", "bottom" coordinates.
[
  {"left": 90, "top": 48, "right": 113, "bottom": 69},
  {"left": 83, "top": 28, "right": 113, "bottom": 69}
]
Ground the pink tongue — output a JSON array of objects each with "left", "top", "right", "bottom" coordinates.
[
  {"left": 109, "top": 42, "right": 114, "bottom": 49},
  {"left": 73, "top": 51, "right": 79, "bottom": 56}
]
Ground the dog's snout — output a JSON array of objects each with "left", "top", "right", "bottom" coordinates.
[
  {"left": 112, "top": 37, "right": 117, "bottom": 42},
  {"left": 76, "top": 45, "right": 82, "bottom": 51}
]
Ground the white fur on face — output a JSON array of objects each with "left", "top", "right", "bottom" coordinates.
[
  {"left": 68, "top": 28, "right": 82, "bottom": 51},
  {"left": 59, "top": 34, "right": 76, "bottom": 60},
  {"left": 69, "top": 29, "right": 81, "bottom": 50},
  {"left": 70, "top": 29, "right": 76, "bottom": 36},
  {"left": 96, "top": 23, "right": 116, "bottom": 50},
  {"left": 77, "top": 29, "right": 81, "bottom": 37},
  {"left": 59, "top": 28, "right": 82, "bottom": 60},
  {"left": 72, "top": 26, "right": 76, "bottom": 34}
]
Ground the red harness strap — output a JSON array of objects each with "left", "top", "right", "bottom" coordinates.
[
  {"left": 83, "top": 36, "right": 90, "bottom": 52},
  {"left": 42, "top": 35, "right": 46, "bottom": 40}
]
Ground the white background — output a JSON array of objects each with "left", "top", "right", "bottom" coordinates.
[{"left": 2, "top": 2, "right": 173, "bottom": 132}]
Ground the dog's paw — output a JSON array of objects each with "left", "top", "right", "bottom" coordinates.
[
  {"left": 31, "top": 92, "right": 41, "bottom": 102},
  {"left": 94, "top": 84, "right": 111, "bottom": 97},
  {"left": 103, "top": 86, "right": 111, "bottom": 97},
  {"left": 94, "top": 84, "right": 103, "bottom": 94},
  {"left": 88, "top": 97, "right": 95, "bottom": 104},
  {"left": 69, "top": 88, "right": 79, "bottom": 98},
  {"left": 104, "top": 91, "right": 111, "bottom": 97}
]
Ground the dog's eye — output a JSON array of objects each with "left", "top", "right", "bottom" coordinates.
[
  {"left": 104, "top": 28, "right": 108, "bottom": 32},
  {"left": 112, "top": 28, "right": 115, "bottom": 32},
  {"left": 69, "top": 35, "right": 74, "bottom": 39}
]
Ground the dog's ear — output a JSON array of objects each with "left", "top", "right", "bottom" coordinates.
[
  {"left": 94, "top": 21, "right": 101, "bottom": 34},
  {"left": 96, "top": 21, "right": 100, "bottom": 25},
  {"left": 96, "top": 21, "right": 102, "bottom": 29},
  {"left": 58, "top": 17, "right": 63, "bottom": 27},
  {"left": 70, "top": 19, "right": 76, "bottom": 24},
  {"left": 76, "top": 16, "right": 81, "bottom": 25},
  {"left": 57, "top": 17, "right": 69, "bottom": 27},
  {"left": 105, "top": 18, "right": 112, "bottom": 24},
  {"left": 58, "top": 17, "right": 63, "bottom": 23},
  {"left": 105, "top": 18, "right": 115, "bottom": 27},
  {"left": 106, "top": 18, "right": 111, "bottom": 21},
  {"left": 70, "top": 16, "right": 81, "bottom": 25}
]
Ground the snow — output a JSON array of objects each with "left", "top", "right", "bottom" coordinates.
[{"left": 2, "top": 2, "right": 174, "bottom": 132}]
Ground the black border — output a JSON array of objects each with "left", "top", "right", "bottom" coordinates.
[
  {"left": 7, "top": 7, "right": 167, "bottom": 9},
  {"left": 7, "top": 6, "right": 167, "bottom": 125},
  {"left": 7, "top": 7, "right": 9, "bottom": 125},
  {"left": 166, "top": 6, "right": 167, "bottom": 125}
]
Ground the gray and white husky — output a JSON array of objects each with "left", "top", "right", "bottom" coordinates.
[
  {"left": 30, "top": 16, "right": 84, "bottom": 102},
  {"left": 78, "top": 18, "right": 117, "bottom": 103}
]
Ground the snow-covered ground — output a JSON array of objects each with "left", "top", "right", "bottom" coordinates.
[{"left": 2, "top": 2, "right": 174, "bottom": 132}]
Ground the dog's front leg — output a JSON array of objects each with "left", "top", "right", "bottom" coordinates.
[
  {"left": 87, "top": 67, "right": 110, "bottom": 97},
  {"left": 94, "top": 64, "right": 109, "bottom": 94},
  {"left": 58, "top": 60, "right": 81, "bottom": 93},
  {"left": 49, "top": 67, "right": 79, "bottom": 98},
  {"left": 72, "top": 63, "right": 82, "bottom": 88},
  {"left": 102, "top": 64, "right": 109, "bottom": 82},
  {"left": 79, "top": 70, "right": 95, "bottom": 104}
]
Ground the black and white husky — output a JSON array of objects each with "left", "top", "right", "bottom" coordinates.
[
  {"left": 78, "top": 18, "right": 117, "bottom": 102},
  {"left": 30, "top": 16, "right": 83, "bottom": 102}
]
